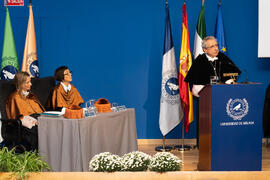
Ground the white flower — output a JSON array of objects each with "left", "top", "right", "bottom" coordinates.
[
  {"left": 89, "top": 152, "right": 121, "bottom": 172},
  {"left": 149, "top": 152, "right": 182, "bottom": 172},
  {"left": 121, "top": 151, "right": 152, "bottom": 171}
]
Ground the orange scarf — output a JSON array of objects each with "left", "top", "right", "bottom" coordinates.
[
  {"left": 49, "top": 83, "right": 84, "bottom": 110},
  {"left": 6, "top": 91, "right": 45, "bottom": 119}
]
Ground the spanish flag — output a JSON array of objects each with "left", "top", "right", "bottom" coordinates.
[
  {"left": 179, "top": 3, "right": 193, "bottom": 133},
  {"left": 21, "top": 4, "right": 39, "bottom": 77}
]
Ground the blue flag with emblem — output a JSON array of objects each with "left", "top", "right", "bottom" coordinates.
[
  {"left": 215, "top": 3, "right": 227, "bottom": 54},
  {"left": 1, "top": 7, "right": 20, "bottom": 80},
  {"left": 159, "top": 3, "right": 183, "bottom": 136}
]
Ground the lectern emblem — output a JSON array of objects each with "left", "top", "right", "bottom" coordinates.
[{"left": 226, "top": 98, "right": 249, "bottom": 120}]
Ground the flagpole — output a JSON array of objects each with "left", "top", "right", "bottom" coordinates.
[
  {"left": 28, "top": 0, "right": 32, "bottom": 9},
  {"left": 155, "top": 136, "right": 173, "bottom": 152},
  {"left": 174, "top": 103, "right": 192, "bottom": 151},
  {"left": 174, "top": 2, "right": 193, "bottom": 152},
  {"left": 155, "top": 0, "right": 177, "bottom": 152},
  {"left": 174, "top": 121, "right": 192, "bottom": 152}
]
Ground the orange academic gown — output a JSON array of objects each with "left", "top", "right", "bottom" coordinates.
[
  {"left": 49, "top": 83, "right": 84, "bottom": 110},
  {"left": 6, "top": 91, "right": 45, "bottom": 119},
  {"left": 5, "top": 91, "right": 45, "bottom": 151}
]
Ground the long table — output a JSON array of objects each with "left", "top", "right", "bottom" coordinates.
[{"left": 38, "top": 108, "right": 138, "bottom": 172}]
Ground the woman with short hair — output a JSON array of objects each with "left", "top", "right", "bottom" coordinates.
[
  {"left": 6, "top": 71, "right": 45, "bottom": 151},
  {"left": 49, "top": 66, "right": 84, "bottom": 111}
]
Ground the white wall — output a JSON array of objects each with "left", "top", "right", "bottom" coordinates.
[{"left": 258, "top": 0, "right": 270, "bottom": 57}]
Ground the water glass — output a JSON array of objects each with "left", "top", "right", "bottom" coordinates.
[
  {"left": 89, "top": 99, "right": 96, "bottom": 108},
  {"left": 85, "top": 99, "right": 97, "bottom": 117},
  {"left": 111, "top": 102, "right": 118, "bottom": 112},
  {"left": 210, "top": 76, "right": 219, "bottom": 84},
  {"left": 117, "top": 105, "right": 126, "bottom": 112},
  {"left": 87, "top": 108, "right": 97, "bottom": 117}
]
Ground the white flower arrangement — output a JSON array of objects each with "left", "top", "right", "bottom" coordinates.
[
  {"left": 89, "top": 151, "right": 182, "bottom": 172},
  {"left": 149, "top": 152, "right": 182, "bottom": 172},
  {"left": 121, "top": 151, "right": 152, "bottom": 171},
  {"left": 89, "top": 152, "right": 122, "bottom": 172}
]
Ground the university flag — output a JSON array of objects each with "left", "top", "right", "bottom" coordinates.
[
  {"left": 215, "top": 3, "right": 227, "bottom": 54},
  {"left": 21, "top": 4, "right": 39, "bottom": 77},
  {"left": 1, "top": 7, "right": 20, "bottom": 80},
  {"left": 193, "top": 1, "right": 206, "bottom": 59},
  {"left": 179, "top": 3, "right": 194, "bottom": 133},
  {"left": 159, "top": 3, "right": 183, "bottom": 136}
]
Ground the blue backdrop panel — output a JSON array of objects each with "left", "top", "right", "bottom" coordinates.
[{"left": 211, "top": 84, "right": 264, "bottom": 171}]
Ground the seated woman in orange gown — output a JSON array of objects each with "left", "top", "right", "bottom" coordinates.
[
  {"left": 49, "top": 66, "right": 84, "bottom": 111},
  {"left": 6, "top": 72, "right": 45, "bottom": 151}
]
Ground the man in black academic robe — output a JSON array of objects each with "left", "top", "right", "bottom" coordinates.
[
  {"left": 185, "top": 36, "right": 241, "bottom": 97},
  {"left": 184, "top": 36, "right": 241, "bottom": 149}
]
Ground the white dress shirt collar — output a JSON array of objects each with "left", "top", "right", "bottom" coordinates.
[
  {"left": 21, "top": 90, "right": 29, "bottom": 97},
  {"left": 205, "top": 54, "right": 218, "bottom": 62},
  {"left": 60, "top": 82, "right": 72, "bottom": 93}
]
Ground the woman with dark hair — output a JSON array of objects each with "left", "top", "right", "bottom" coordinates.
[
  {"left": 6, "top": 71, "right": 45, "bottom": 150},
  {"left": 49, "top": 66, "right": 84, "bottom": 111}
]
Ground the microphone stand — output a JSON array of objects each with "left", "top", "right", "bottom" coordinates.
[
  {"left": 214, "top": 61, "right": 218, "bottom": 78},
  {"left": 218, "top": 61, "right": 221, "bottom": 83},
  {"left": 244, "top": 69, "right": 249, "bottom": 84}
]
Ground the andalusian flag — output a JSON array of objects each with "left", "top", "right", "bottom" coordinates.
[
  {"left": 21, "top": 4, "right": 39, "bottom": 78},
  {"left": 215, "top": 3, "right": 227, "bottom": 54},
  {"left": 193, "top": 1, "right": 206, "bottom": 59},
  {"left": 159, "top": 3, "right": 183, "bottom": 136},
  {"left": 179, "top": 3, "right": 193, "bottom": 133},
  {"left": 1, "top": 7, "right": 19, "bottom": 80}
]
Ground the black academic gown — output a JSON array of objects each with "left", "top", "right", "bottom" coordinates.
[
  {"left": 184, "top": 52, "right": 241, "bottom": 149},
  {"left": 184, "top": 52, "right": 241, "bottom": 88}
]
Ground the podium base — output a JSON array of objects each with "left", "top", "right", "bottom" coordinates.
[
  {"left": 174, "top": 145, "right": 192, "bottom": 151},
  {"left": 155, "top": 145, "right": 173, "bottom": 152}
]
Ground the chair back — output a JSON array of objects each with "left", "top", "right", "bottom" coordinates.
[
  {"left": 0, "top": 80, "right": 16, "bottom": 120},
  {"left": 31, "top": 76, "right": 56, "bottom": 109},
  {"left": 0, "top": 76, "right": 56, "bottom": 119}
]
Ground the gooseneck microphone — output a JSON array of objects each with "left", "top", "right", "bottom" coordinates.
[
  {"left": 244, "top": 69, "right": 249, "bottom": 84},
  {"left": 218, "top": 61, "right": 221, "bottom": 82}
]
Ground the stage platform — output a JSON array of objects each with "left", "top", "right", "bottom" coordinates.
[
  {"left": 1, "top": 171, "right": 270, "bottom": 180},
  {"left": 138, "top": 139, "right": 270, "bottom": 171},
  {"left": 1, "top": 139, "right": 270, "bottom": 179}
]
